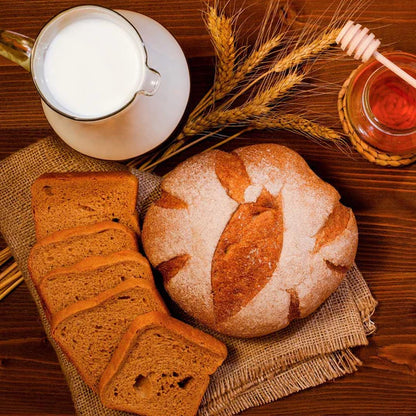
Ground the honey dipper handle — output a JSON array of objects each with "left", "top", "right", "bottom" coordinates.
[
  {"left": 374, "top": 51, "right": 416, "bottom": 89},
  {"left": 337, "top": 20, "right": 416, "bottom": 89}
]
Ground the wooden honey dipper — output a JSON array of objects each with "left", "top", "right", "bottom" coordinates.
[{"left": 336, "top": 20, "right": 416, "bottom": 89}]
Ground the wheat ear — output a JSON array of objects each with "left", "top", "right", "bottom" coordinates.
[
  {"left": 235, "top": 34, "right": 282, "bottom": 79},
  {"left": 134, "top": 68, "right": 302, "bottom": 171},
  {"left": 183, "top": 72, "right": 304, "bottom": 136},
  {"left": 223, "top": 28, "right": 341, "bottom": 109},
  {"left": 188, "top": 6, "right": 237, "bottom": 120},
  {"left": 271, "top": 28, "right": 341, "bottom": 73},
  {"left": 214, "top": 34, "right": 283, "bottom": 101},
  {"left": 252, "top": 113, "right": 343, "bottom": 142},
  {"left": 207, "top": 7, "right": 236, "bottom": 98}
]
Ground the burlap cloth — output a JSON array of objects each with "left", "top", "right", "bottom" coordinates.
[{"left": 0, "top": 136, "right": 377, "bottom": 416}]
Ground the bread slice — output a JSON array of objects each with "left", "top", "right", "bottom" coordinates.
[
  {"left": 39, "top": 250, "right": 153, "bottom": 315},
  {"left": 28, "top": 221, "right": 138, "bottom": 286},
  {"left": 31, "top": 172, "right": 140, "bottom": 240},
  {"left": 99, "top": 311, "right": 227, "bottom": 416},
  {"left": 52, "top": 280, "right": 169, "bottom": 391}
]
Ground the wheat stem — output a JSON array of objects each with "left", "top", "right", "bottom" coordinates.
[
  {"left": 0, "top": 276, "right": 24, "bottom": 301},
  {"left": 0, "top": 247, "right": 12, "bottom": 265},
  {"left": 0, "top": 262, "right": 18, "bottom": 281},
  {"left": 142, "top": 128, "right": 224, "bottom": 172},
  {"left": 202, "top": 127, "right": 253, "bottom": 153},
  {"left": 190, "top": 90, "right": 216, "bottom": 119},
  {"left": 187, "top": 33, "right": 284, "bottom": 123},
  {"left": 0, "top": 271, "right": 22, "bottom": 291}
]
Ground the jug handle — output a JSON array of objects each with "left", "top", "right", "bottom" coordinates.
[{"left": 0, "top": 30, "right": 34, "bottom": 72}]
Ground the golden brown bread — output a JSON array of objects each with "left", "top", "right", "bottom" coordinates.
[
  {"left": 99, "top": 311, "right": 227, "bottom": 416},
  {"left": 142, "top": 144, "right": 358, "bottom": 338},
  {"left": 28, "top": 221, "right": 138, "bottom": 286},
  {"left": 52, "top": 279, "right": 169, "bottom": 391},
  {"left": 29, "top": 170, "right": 226, "bottom": 412},
  {"left": 31, "top": 171, "right": 140, "bottom": 239},
  {"left": 39, "top": 250, "right": 153, "bottom": 315},
  {"left": 211, "top": 188, "right": 283, "bottom": 323}
]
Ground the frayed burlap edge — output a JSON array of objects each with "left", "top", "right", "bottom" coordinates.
[{"left": 200, "top": 349, "right": 362, "bottom": 416}]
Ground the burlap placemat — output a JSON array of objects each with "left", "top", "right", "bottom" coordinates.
[{"left": 0, "top": 136, "right": 377, "bottom": 416}]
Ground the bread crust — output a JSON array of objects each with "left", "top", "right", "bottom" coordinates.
[
  {"left": 39, "top": 249, "right": 152, "bottom": 287},
  {"left": 39, "top": 250, "right": 154, "bottom": 315},
  {"left": 143, "top": 144, "right": 359, "bottom": 338},
  {"left": 52, "top": 280, "right": 169, "bottom": 390},
  {"left": 28, "top": 221, "right": 138, "bottom": 286},
  {"left": 33, "top": 171, "right": 136, "bottom": 182},
  {"left": 31, "top": 171, "right": 140, "bottom": 239},
  {"left": 52, "top": 279, "right": 168, "bottom": 330},
  {"left": 98, "top": 311, "right": 227, "bottom": 400},
  {"left": 30, "top": 220, "right": 137, "bottom": 248}
]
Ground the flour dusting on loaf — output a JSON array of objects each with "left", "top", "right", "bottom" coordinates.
[{"left": 143, "top": 144, "right": 358, "bottom": 338}]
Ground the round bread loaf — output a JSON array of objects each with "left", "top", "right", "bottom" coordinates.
[{"left": 142, "top": 144, "right": 358, "bottom": 338}]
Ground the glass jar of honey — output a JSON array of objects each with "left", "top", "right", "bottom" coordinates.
[{"left": 345, "top": 52, "right": 416, "bottom": 155}]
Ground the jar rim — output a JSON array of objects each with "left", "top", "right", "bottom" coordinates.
[{"left": 362, "top": 64, "right": 416, "bottom": 136}]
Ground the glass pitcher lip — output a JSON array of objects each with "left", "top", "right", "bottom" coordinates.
[{"left": 31, "top": 4, "right": 153, "bottom": 122}]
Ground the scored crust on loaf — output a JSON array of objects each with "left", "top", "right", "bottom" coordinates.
[
  {"left": 143, "top": 151, "right": 238, "bottom": 326},
  {"left": 31, "top": 171, "right": 140, "bottom": 239},
  {"left": 28, "top": 221, "right": 138, "bottom": 286},
  {"left": 39, "top": 250, "right": 153, "bottom": 315},
  {"left": 212, "top": 188, "right": 283, "bottom": 323},
  {"left": 52, "top": 279, "right": 169, "bottom": 391},
  {"left": 214, "top": 151, "right": 251, "bottom": 203},
  {"left": 143, "top": 144, "right": 358, "bottom": 338},
  {"left": 99, "top": 311, "right": 227, "bottom": 416}
]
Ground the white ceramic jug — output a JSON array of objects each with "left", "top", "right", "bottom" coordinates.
[{"left": 0, "top": 5, "right": 190, "bottom": 160}]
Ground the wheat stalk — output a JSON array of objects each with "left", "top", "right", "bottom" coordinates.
[
  {"left": 173, "top": 33, "right": 283, "bottom": 147},
  {"left": 252, "top": 113, "right": 343, "bottom": 142},
  {"left": 271, "top": 28, "right": 341, "bottom": 74},
  {"left": 213, "top": 33, "right": 284, "bottom": 101},
  {"left": 0, "top": 247, "right": 12, "bottom": 264},
  {"left": 140, "top": 128, "right": 223, "bottom": 172},
  {"left": 187, "top": 10, "right": 283, "bottom": 121},
  {"left": 182, "top": 72, "right": 304, "bottom": 136},
  {"left": 188, "top": 6, "right": 237, "bottom": 121},
  {"left": 207, "top": 7, "right": 236, "bottom": 98},
  {"left": 0, "top": 276, "right": 23, "bottom": 301},
  {"left": 179, "top": 29, "right": 338, "bottom": 142},
  {"left": 219, "top": 28, "right": 341, "bottom": 111},
  {"left": 0, "top": 249, "right": 23, "bottom": 301},
  {"left": 0, "top": 271, "right": 22, "bottom": 291},
  {"left": 235, "top": 34, "right": 283, "bottom": 80},
  {"left": 129, "top": 8, "right": 343, "bottom": 173}
]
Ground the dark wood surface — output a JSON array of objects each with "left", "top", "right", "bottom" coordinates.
[{"left": 0, "top": 1, "right": 415, "bottom": 415}]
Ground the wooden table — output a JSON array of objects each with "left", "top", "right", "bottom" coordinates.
[{"left": 0, "top": 1, "right": 415, "bottom": 415}]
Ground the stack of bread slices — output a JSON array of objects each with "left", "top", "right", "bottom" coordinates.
[{"left": 28, "top": 172, "right": 227, "bottom": 416}]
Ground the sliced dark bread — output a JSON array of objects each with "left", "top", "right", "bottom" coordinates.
[
  {"left": 52, "top": 280, "right": 169, "bottom": 391},
  {"left": 40, "top": 250, "right": 153, "bottom": 315},
  {"left": 28, "top": 221, "right": 138, "bottom": 286},
  {"left": 31, "top": 172, "right": 140, "bottom": 239},
  {"left": 99, "top": 311, "right": 227, "bottom": 416}
]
